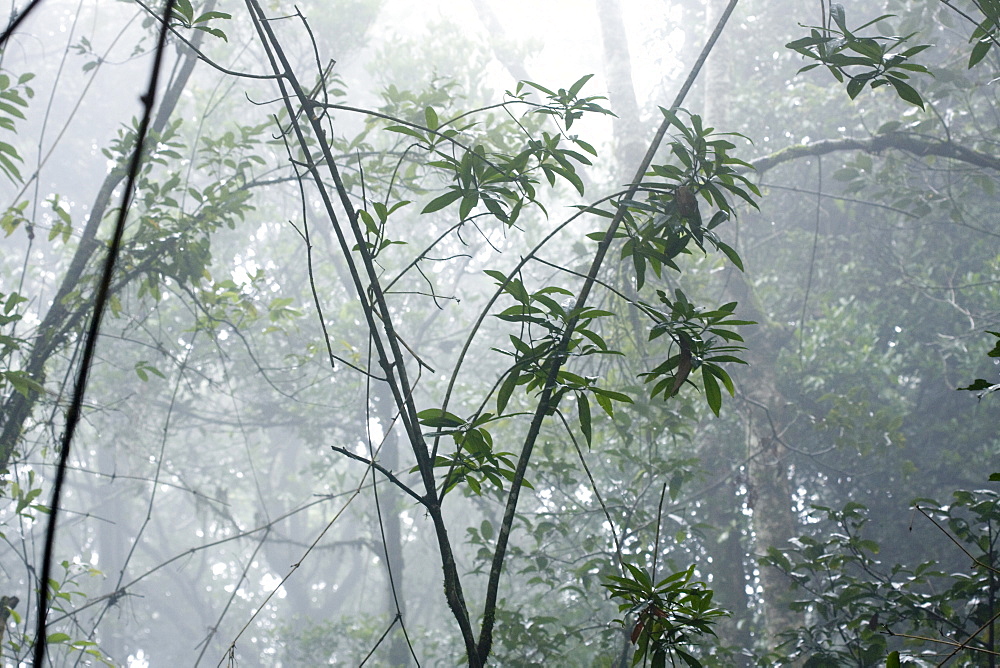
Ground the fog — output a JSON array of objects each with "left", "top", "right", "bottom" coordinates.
[{"left": 1, "top": 0, "right": 998, "bottom": 666}]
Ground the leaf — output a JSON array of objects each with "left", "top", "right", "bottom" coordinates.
[
  {"left": 194, "top": 25, "right": 227, "bottom": 41},
  {"left": 847, "top": 38, "right": 884, "bottom": 60},
  {"left": 497, "top": 370, "right": 519, "bottom": 415},
  {"left": 6, "top": 371, "right": 44, "bottom": 398},
  {"left": 786, "top": 35, "right": 833, "bottom": 50},
  {"left": 830, "top": 4, "right": 849, "bottom": 34},
  {"left": 594, "top": 392, "right": 614, "bottom": 418},
  {"left": 567, "top": 73, "right": 594, "bottom": 98},
  {"left": 522, "top": 80, "right": 555, "bottom": 96},
  {"left": 714, "top": 240, "right": 744, "bottom": 271},
  {"left": 422, "top": 189, "right": 463, "bottom": 214},
  {"left": 702, "top": 367, "right": 722, "bottom": 416},
  {"left": 384, "top": 124, "right": 429, "bottom": 142},
  {"left": 886, "top": 651, "right": 901, "bottom": 668},
  {"left": 194, "top": 10, "right": 232, "bottom": 23},
  {"left": 885, "top": 75, "right": 924, "bottom": 109},
  {"left": 423, "top": 106, "right": 440, "bottom": 131},
  {"left": 459, "top": 190, "right": 479, "bottom": 219},
  {"left": 578, "top": 392, "right": 592, "bottom": 446},
  {"left": 959, "top": 378, "right": 997, "bottom": 392},
  {"left": 846, "top": 76, "right": 866, "bottom": 100},
  {"left": 416, "top": 409, "right": 465, "bottom": 428},
  {"left": 969, "top": 39, "right": 992, "bottom": 68},
  {"left": 591, "top": 388, "right": 633, "bottom": 403}
]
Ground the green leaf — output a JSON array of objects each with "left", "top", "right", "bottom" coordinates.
[
  {"left": 424, "top": 106, "right": 440, "bottom": 132},
  {"left": 847, "top": 38, "right": 884, "bottom": 60},
  {"left": 522, "top": 80, "right": 555, "bottom": 96},
  {"left": 6, "top": 371, "right": 44, "bottom": 398},
  {"left": 714, "top": 240, "right": 744, "bottom": 271},
  {"left": 416, "top": 409, "right": 465, "bottom": 428},
  {"left": 497, "top": 370, "right": 519, "bottom": 415},
  {"left": 459, "top": 190, "right": 479, "bottom": 219},
  {"left": 567, "top": 73, "right": 594, "bottom": 98},
  {"left": 385, "top": 124, "right": 429, "bottom": 142},
  {"left": 577, "top": 392, "right": 592, "bottom": 446},
  {"left": 885, "top": 75, "right": 924, "bottom": 109},
  {"left": 194, "top": 10, "right": 232, "bottom": 23},
  {"left": 422, "top": 190, "right": 463, "bottom": 214},
  {"left": 846, "top": 77, "right": 866, "bottom": 100},
  {"left": 594, "top": 392, "right": 614, "bottom": 418},
  {"left": 702, "top": 367, "right": 722, "bottom": 416},
  {"left": 969, "top": 39, "right": 992, "bottom": 68},
  {"left": 886, "top": 651, "right": 901, "bottom": 668}
]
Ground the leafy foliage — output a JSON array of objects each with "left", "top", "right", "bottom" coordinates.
[
  {"left": 0, "top": 70, "right": 34, "bottom": 183},
  {"left": 605, "top": 109, "right": 758, "bottom": 290},
  {"left": 605, "top": 563, "right": 727, "bottom": 667},
  {"left": 786, "top": 4, "right": 932, "bottom": 108},
  {"left": 761, "top": 492, "right": 1000, "bottom": 667},
  {"left": 639, "top": 291, "right": 752, "bottom": 416}
]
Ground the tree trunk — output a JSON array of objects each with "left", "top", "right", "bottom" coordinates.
[
  {"left": 0, "top": 25, "right": 209, "bottom": 474},
  {"left": 595, "top": 0, "right": 646, "bottom": 172},
  {"left": 372, "top": 383, "right": 411, "bottom": 666},
  {"left": 728, "top": 274, "right": 803, "bottom": 651}
]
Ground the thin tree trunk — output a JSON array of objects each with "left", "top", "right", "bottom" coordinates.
[
  {"left": 744, "top": 390, "right": 800, "bottom": 647},
  {"left": 595, "top": 0, "right": 646, "bottom": 172},
  {"left": 728, "top": 273, "right": 802, "bottom": 650},
  {"left": 375, "top": 384, "right": 411, "bottom": 667}
]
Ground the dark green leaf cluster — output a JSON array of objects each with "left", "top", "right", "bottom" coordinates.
[
  {"left": 967, "top": 1, "right": 1000, "bottom": 68},
  {"left": 415, "top": 409, "right": 525, "bottom": 496},
  {"left": 604, "top": 563, "right": 727, "bottom": 668},
  {"left": 595, "top": 109, "right": 757, "bottom": 290},
  {"left": 108, "top": 120, "right": 263, "bottom": 306},
  {"left": 785, "top": 5, "right": 932, "bottom": 108},
  {"left": 382, "top": 76, "right": 609, "bottom": 228},
  {"left": 485, "top": 270, "right": 632, "bottom": 445},
  {"left": 638, "top": 291, "right": 752, "bottom": 417},
  {"left": 168, "top": 0, "right": 232, "bottom": 42}
]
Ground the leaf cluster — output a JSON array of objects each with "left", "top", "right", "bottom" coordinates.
[
  {"left": 598, "top": 109, "right": 757, "bottom": 291},
  {"left": 639, "top": 291, "right": 752, "bottom": 417},
  {"left": 0, "top": 70, "right": 35, "bottom": 183},
  {"left": 604, "top": 563, "right": 727, "bottom": 668},
  {"left": 786, "top": 4, "right": 932, "bottom": 108},
  {"left": 762, "top": 493, "right": 1000, "bottom": 666}
]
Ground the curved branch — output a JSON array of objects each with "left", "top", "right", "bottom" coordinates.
[{"left": 751, "top": 132, "right": 1000, "bottom": 174}]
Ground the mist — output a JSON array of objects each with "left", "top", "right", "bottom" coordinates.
[{"left": 1, "top": 0, "right": 998, "bottom": 666}]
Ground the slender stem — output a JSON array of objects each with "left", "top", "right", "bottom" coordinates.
[
  {"left": 243, "top": 2, "right": 482, "bottom": 662},
  {"left": 476, "top": 1, "right": 742, "bottom": 661},
  {"left": 32, "top": 1, "right": 178, "bottom": 663}
]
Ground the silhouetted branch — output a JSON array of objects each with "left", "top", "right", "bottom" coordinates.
[{"left": 751, "top": 132, "right": 1000, "bottom": 174}]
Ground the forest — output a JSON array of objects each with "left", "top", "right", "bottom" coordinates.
[{"left": 1, "top": 0, "right": 999, "bottom": 665}]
